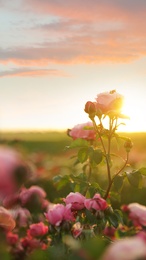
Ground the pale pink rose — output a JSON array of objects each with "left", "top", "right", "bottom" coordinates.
[
  {"left": 101, "top": 237, "right": 146, "bottom": 260},
  {"left": 27, "top": 222, "right": 48, "bottom": 237},
  {"left": 0, "top": 206, "right": 16, "bottom": 231},
  {"left": 72, "top": 222, "right": 83, "bottom": 238},
  {"left": 45, "top": 203, "right": 74, "bottom": 226},
  {"left": 69, "top": 122, "right": 96, "bottom": 140},
  {"left": 64, "top": 192, "right": 86, "bottom": 210},
  {"left": 95, "top": 90, "right": 124, "bottom": 114},
  {"left": 84, "top": 194, "right": 108, "bottom": 211},
  {"left": 19, "top": 186, "right": 46, "bottom": 206},
  {"left": 123, "top": 203, "right": 146, "bottom": 227}
]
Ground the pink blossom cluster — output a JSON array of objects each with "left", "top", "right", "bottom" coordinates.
[{"left": 45, "top": 192, "right": 108, "bottom": 227}]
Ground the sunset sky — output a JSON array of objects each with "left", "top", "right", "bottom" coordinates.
[{"left": 1, "top": 0, "right": 146, "bottom": 132}]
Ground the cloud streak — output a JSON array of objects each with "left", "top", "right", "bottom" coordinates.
[{"left": 0, "top": 67, "right": 68, "bottom": 77}]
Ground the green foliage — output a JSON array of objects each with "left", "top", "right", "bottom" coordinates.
[{"left": 126, "top": 170, "right": 143, "bottom": 188}]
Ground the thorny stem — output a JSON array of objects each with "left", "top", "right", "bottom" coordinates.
[
  {"left": 104, "top": 151, "right": 129, "bottom": 200},
  {"left": 93, "top": 118, "right": 111, "bottom": 183}
]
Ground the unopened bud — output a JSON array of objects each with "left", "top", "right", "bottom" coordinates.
[
  {"left": 124, "top": 138, "right": 133, "bottom": 152},
  {"left": 84, "top": 101, "right": 97, "bottom": 118}
]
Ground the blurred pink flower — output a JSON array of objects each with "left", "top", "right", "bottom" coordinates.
[
  {"left": 19, "top": 185, "right": 46, "bottom": 206},
  {"left": 6, "top": 231, "right": 18, "bottom": 245},
  {"left": 0, "top": 206, "right": 15, "bottom": 231},
  {"left": 95, "top": 90, "right": 124, "bottom": 114},
  {"left": 64, "top": 192, "right": 86, "bottom": 210},
  {"left": 0, "top": 146, "right": 25, "bottom": 198},
  {"left": 123, "top": 202, "right": 146, "bottom": 227},
  {"left": 69, "top": 122, "right": 96, "bottom": 140},
  {"left": 101, "top": 237, "right": 146, "bottom": 260},
  {"left": 11, "top": 207, "right": 31, "bottom": 227},
  {"left": 21, "top": 236, "right": 47, "bottom": 253},
  {"left": 45, "top": 203, "right": 74, "bottom": 226},
  {"left": 103, "top": 226, "right": 116, "bottom": 239},
  {"left": 3, "top": 193, "right": 20, "bottom": 209},
  {"left": 84, "top": 194, "right": 108, "bottom": 211},
  {"left": 27, "top": 222, "right": 48, "bottom": 237}
]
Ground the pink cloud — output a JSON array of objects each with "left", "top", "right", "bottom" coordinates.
[{"left": 1, "top": 1, "right": 146, "bottom": 65}]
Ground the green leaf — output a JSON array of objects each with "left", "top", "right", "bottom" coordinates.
[
  {"left": 107, "top": 212, "right": 119, "bottom": 228},
  {"left": 114, "top": 209, "right": 124, "bottom": 225},
  {"left": 78, "top": 147, "right": 89, "bottom": 163},
  {"left": 113, "top": 175, "right": 124, "bottom": 191},
  {"left": 90, "top": 149, "right": 103, "bottom": 165},
  {"left": 69, "top": 138, "right": 89, "bottom": 148},
  {"left": 85, "top": 209, "right": 97, "bottom": 224},
  {"left": 139, "top": 167, "right": 146, "bottom": 176},
  {"left": 126, "top": 170, "right": 142, "bottom": 188}
]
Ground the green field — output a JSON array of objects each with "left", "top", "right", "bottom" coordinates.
[
  {"left": 0, "top": 131, "right": 71, "bottom": 154},
  {"left": 1, "top": 131, "right": 146, "bottom": 154}
]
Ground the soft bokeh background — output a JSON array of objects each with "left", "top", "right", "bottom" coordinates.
[{"left": 0, "top": 0, "right": 146, "bottom": 132}]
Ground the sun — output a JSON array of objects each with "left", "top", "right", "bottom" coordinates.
[{"left": 119, "top": 94, "right": 146, "bottom": 132}]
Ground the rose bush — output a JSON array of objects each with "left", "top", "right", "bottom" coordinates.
[{"left": 0, "top": 90, "right": 146, "bottom": 260}]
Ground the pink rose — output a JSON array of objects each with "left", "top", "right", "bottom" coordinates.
[
  {"left": 64, "top": 192, "right": 85, "bottom": 210},
  {"left": 69, "top": 122, "right": 96, "bottom": 141},
  {"left": 95, "top": 90, "right": 124, "bottom": 114},
  {"left": 0, "top": 206, "right": 16, "bottom": 231},
  {"left": 123, "top": 203, "right": 146, "bottom": 227},
  {"left": 27, "top": 222, "right": 48, "bottom": 237},
  {"left": 84, "top": 194, "right": 108, "bottom": 211},
  {"left": 45, "top": 203, "right": 74, "bottom": 226},
  {"left": 101, "top": 237, "right": 146, "bottom": 260}
]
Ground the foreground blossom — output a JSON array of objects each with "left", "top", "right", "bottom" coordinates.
[
  {"left": 101, "top": 237, "right": 146, "bottom": 260},
  {"left": 68, "top": 122, "right": 96, "bottom": 140},
  {"left": 84, "top": 194, "right": 108, "bottom": 211},
  {"left": 45, "top": 203, "right": 74, "bottom": 226},
  {"left": 64, "top": 192, "right": 86, "bottom": 210},
  {"left": 122, "top": 202, "right": 146, "bottom": 227}
]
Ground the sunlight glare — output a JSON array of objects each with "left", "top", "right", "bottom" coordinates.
[{"left": 120, "top": 93, "right": 145, "bottom": 132}]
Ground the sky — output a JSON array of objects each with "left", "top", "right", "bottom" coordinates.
[{"left": 1, "top": 0, "right": 146, "bottom": 132}]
